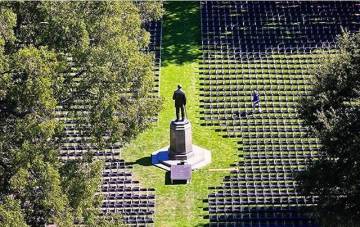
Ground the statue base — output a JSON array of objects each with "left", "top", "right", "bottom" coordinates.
[
  {"left": 169, "top": 120, "right": 194, "bottom": 160},
  {"left": 151, "top": 144, "right": 211, "bottom": 171},
  {"left": 151, "top": 119, "right": 211, "bottom": 171}
]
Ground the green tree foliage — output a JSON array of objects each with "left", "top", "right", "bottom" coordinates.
[
  {"left": 0, "top": 1, "right": 162, "bottom": 226},
  {"left": 0, "top": 196, "right": 27, "bottom": 227},
  {"left": 297, "top": 31, "right": 360, "bottom": 226}
]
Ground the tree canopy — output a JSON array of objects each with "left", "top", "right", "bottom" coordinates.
[
  {"left": 297, "top": 31, "right": 360, "bottom": 226},
  {"left": 0, "top": 2, "right": 162, "bottom": 226}
]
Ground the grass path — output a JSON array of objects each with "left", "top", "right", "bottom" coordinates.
[{"left": 122, "top": 2, "right": 239, "bottom": 226}]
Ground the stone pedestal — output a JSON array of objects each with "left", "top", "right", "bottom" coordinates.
[
  {"left": 169, "top": 120, "right": 194, "bottom": 160},
  {"left": 151, "top": 119, "right": 211, "bottom": 171}
]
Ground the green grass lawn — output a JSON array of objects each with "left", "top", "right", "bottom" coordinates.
[{"left": 122, "top": 2, "right": 239, "bottom": 226}]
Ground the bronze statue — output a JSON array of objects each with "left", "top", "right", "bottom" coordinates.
[{"left": 173, "top": 84, "right": 187, "bottom": 121}]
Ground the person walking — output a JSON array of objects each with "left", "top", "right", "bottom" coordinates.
[{"left": 252, "top": 89, "right": 262, "bottom": 113}]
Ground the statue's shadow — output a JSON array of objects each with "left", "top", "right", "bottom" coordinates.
[{"left": 135, "top": 156, "right": 152, "bottom": 166}]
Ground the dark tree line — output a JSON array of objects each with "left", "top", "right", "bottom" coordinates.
[
  {"left": 298, "top": 31, "right": 360, "bottom": 226},
  {"left": 0, "top": 2, "right": 162, "bottom": 226}
]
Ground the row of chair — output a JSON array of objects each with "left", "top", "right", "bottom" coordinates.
[
  {"left": 200, "top": 1, "right": 360, "bottom": 225},
  {"left": 55, "top": 17, "right": 163, "bottom": 226}
]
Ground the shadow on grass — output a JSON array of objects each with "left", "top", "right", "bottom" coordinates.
[
  {"left": 135, "top": 156, "right": 152, "bottom": 166},
  {"left": 162, "top": 1, "right": 201, "bottom": 66}
]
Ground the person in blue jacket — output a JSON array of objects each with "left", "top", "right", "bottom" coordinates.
[{"left": 252, "top": 89, "right": 262, "bottom": 113}]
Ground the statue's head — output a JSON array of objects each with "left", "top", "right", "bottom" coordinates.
[{"left": 177, "top": 84, "right": 182, "bottom": 89}]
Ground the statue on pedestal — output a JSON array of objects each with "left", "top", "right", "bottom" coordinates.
[
  {"left": 172, "top": 84, "right": 186, "bottom": 121},
  {"left": 151, "top": 85, "right": 211, "bottom": 172}
]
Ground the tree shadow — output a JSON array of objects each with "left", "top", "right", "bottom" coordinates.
[
  {"left": 202, "top": 202, "right": 319, "bottom": 226},
  {"left": 202, "top": 1, "right": 359, "bottom": 54},
  {"left": 162, "top": 1, "right": 201, "bottom": 66}
]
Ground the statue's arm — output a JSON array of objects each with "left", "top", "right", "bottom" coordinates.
[
  {"left": 172, "top": 92, "right": 175, "bottom": 100},
  {"left": 184, "top": 94, "right": 187, "bottom": 105}
]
